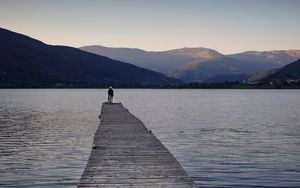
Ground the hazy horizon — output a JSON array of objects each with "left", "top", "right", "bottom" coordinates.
[
  {"left": 3, "top": 27, "right": 300, "bottom": 56},
  {"left": 1, "top": 0, "right": 300, "bottom": 54},
  {"left": 79, "top": 44, "right": 300, "bottom": 55}
]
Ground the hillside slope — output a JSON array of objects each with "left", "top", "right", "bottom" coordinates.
[
  {"left": 262, "top": 59, "right": 300, "bottom": 82},
  {"left": 171, "top": 56, "right": 265, "bottom": 82},
  {"left": 0, "top": 28, "right": 180, "bottom": 87}
]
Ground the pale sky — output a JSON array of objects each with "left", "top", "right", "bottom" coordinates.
[{"left": 0, "top": 0, "right": 299, "bottom": 54}]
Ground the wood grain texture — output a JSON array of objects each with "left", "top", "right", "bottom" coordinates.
[{"left": 78, "top": 103, "right": 197, "bottom": 188}]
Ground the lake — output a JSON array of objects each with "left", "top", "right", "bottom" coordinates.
[{"left": 0, "top": 89, "right": 299, "bottom": 188}]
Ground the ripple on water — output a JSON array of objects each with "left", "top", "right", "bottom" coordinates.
[{"left": 1, "top": 89, "right": 300, "bottom": 188}]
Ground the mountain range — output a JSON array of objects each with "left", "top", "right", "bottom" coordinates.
[
  {"left": 0, "top": 28, "right": 180, "bottom": 88},
  {"left": 1, "top": 27, "right": 299, "bottom": 88},
  {"left": 81, "top": 45, "right": 300, "bottom": 83}
]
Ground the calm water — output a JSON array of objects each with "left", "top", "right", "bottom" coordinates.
[{"left": 0, "top": 89, "right": 299, "bottom": 188}]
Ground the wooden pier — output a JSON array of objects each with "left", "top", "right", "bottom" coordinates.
[{"left": 78, "top": 103, "right": 197, "bottom": 188}]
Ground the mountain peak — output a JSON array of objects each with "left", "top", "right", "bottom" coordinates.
[
  {"left": 165, "top": 47, "right": 223, "bottom": 59},
  {"left": 81, "top": 45, "right": 147, "bottom": 53}
]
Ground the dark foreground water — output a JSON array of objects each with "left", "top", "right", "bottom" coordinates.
[{"left": 0, "top": 89, "right": 299, "bottom": 188}]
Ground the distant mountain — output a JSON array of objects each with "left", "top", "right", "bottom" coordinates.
[
  {"left": 80, "top": 45, "right": 300, "bottom": 83},
  {"left": 170, "top": 56, "right": 267, "bottom": 82},
  {"left": 0, "top": 28, "right": 180, "bottom": 88},
  {"left": 172, "top": 51, "right": 300, "bottom": 82},
  {"left": 80, "top": 46, "right": 222, "bottom": 74},
  {"left": 205, "top": 73, "right": 248, "bottom": 83},
  {"left": 247, "top": 59, "right": 300, "bottom": 83},
  {"left": 247, "top": 69, "right": 279, "bottom": 82},
  {"left": 261, "top": 59, "right": 300, "bottom": 82},
  {"left": 229, "top": 50, "right": 300, "bottom": 67}
]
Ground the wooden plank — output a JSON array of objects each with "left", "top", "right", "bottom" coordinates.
[{"left": 78, "top": 103, "right": 197, "bottom": 188}]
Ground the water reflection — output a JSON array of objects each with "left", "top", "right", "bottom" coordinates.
[
  {"left": 0, "top": 89, "right": 102, "bottom": 187},
  {"left": 1, "top": 89, "right": 300, "bottom": 187},
  {"left": 117, "top": 89, "right": 300, "bottom": 188}
]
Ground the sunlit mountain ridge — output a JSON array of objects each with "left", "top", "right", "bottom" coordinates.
[{"left": 81, "top": 45, "right": 300, "bottom": 83}]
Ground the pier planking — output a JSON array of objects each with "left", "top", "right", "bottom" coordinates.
[{"left": 78, "top": 103, "right": 197, "bottom": 188}]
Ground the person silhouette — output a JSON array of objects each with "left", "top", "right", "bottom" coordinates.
[{"left": 107, "top": 86, "right": 114, "bottom": 104}]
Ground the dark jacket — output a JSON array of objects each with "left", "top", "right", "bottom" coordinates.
[{"left": 108, "top": 88, "right": 114, "bottom": 96}]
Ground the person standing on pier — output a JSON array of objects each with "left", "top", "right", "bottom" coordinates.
[{"left": 107, "top": 86, "right": 114, "bottom": 104}]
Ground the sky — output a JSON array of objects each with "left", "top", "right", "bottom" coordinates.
[{"left": 0, "top": 0, "right": 300, "bottom": 54}]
